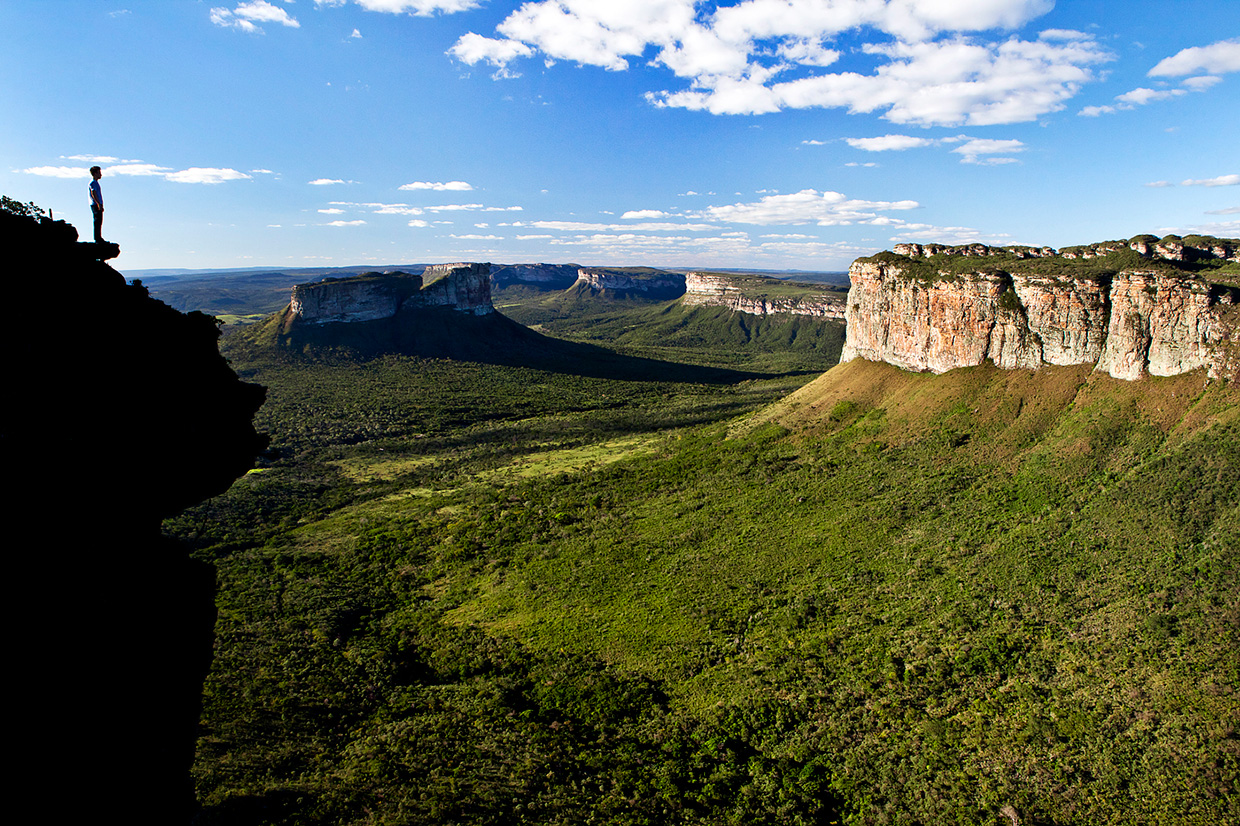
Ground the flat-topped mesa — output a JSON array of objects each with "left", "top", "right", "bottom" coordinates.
[
  {"left": 841, "top": 243, "right": 1240, "bottom": 381},
  {"left": 683, "top": 272, "right": 846, "bottom": 320},
  {"left": 490, "top": 263, "right": 581, "bottom": 290},
  {"left": 287, "top": 263, "right": 493, "bottom": 326},
  {"left": 574, "top": 268, "right": 687, "bottom": 297}
]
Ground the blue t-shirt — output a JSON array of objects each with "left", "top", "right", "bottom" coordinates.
[{"left": 90, "top": 179, "right": 102, "bottom": 209}]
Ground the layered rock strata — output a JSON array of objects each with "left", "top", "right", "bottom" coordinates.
[
  {"left": 841, "top": 258, "right": 1239, "bottom": 381},
  {"left": 287, "top": 263, "right": 493, "bottom": 325},
  {"left": 682, "top": 272, "right": 846, "bottom": 320}
]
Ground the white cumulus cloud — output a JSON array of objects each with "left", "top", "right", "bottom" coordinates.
[{"left": 449, "top": 0, "right": 1107, "bottom": 125}]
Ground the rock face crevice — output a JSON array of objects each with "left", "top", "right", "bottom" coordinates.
[
  {"left": 682, "top": 272, "right": 846, "bottom": 320},
  {"left": 841, "top": 250, "right": 1240, "bottom": 381}
]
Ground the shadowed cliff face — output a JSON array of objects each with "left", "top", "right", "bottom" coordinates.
[{"left": 1, "top": 210, "right": 266, "bottom": 824}]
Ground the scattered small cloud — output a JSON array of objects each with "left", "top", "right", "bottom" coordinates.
[
  {"left": 350, "top": 28, "right": 362, "bottom": 39},
  {"left": 325, "top": 219, "right": 366, "bottom": 227},
  {"left": 1182, "top": 174, "right": 1240, "bottom": 187},
  {"left": 309, "top": 178, "right": 348, "bottom": 185},
  {"left": 1148, "top": 38, "right": 1240, "bottom": 78},
  {"left": 320, "top": 0, "right": 482, "bottom": 16},
  {"left": 1145, "top": 181, "right": 1174, "bottom": 188},
  {"left": 20, "top": 166, "right": 92, "bottom": 179},
  {"left": 1206, "top": 206, "right": 1240, "bottom": 215},
  {"left": 952, "top": 138, "right": 1025, "bottom": 165},
  {"left": 1082, "top": 38, "right": 1237, "bottom": 117},
  {"left": 1115, "top": 87, "right": 1186, "bottom": 106},
  {"left": 621, "top": 209, "right": 667, "bottom": 219},
  {"left": 210, "top": 1, "right": 300, "bottom": 33},
  {"left": 21, "top": 161, "right": 251, "bottom": 184},
  {"left": 166, "top": 167, "right": 253, "bottom": 184},
  {"left": 399, "top": 180, "right": 474, "bottom": 191},
  {"left": 846, "top": 135, "right": 935, "bottom": 152},
  {"left": 696, "top": 189, "right": 919, "bottom": 227}
]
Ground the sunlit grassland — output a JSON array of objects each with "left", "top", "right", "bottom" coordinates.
[{"left": 176, "top": 328, "right": 1238, "bottom": 825}]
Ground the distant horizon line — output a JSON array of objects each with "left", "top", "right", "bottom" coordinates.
[{"left": 123, "top": 262, "right": 853, "bottom": 279}]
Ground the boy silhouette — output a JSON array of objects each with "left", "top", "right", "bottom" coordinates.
[{"left": 89, "top": 166, "right": 105, "bottom": 242}]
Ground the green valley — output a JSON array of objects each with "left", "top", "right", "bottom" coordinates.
[{"left": 168, "top": 275, "right": 1238, "bottom": 825}]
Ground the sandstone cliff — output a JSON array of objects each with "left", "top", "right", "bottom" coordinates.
[
  {"left": 841, "top": 242, "right": 1240, "bottom": 381},
  {"left": 287, "top": 263, "right": 493, "bottom": 327},
  {"left": 682, "top": 271, "right": 846, "bottom": 320}
]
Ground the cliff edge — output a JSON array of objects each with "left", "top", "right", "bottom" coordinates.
[
  {"left": 841, "top": 237, "right": 1240, "bottom": 382},
  {"left": 1, "top": 208, "right": 266, "bottom": 823}
]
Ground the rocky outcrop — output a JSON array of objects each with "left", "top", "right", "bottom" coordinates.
[
  {"left": 841, "top": 254, "right": 1240, "bottom": 381},
  {"left": 420, "top": 263, "right": 494, "bottom": 315},
  {"left": 682, "top": 272, "right": 846, "bottom": 320},
  {"left": 894, "top": 243, "right": 1056, "bottom": 259},
  {"left": 896, "top": 236, "right": 1240, "bottom": 264},
  {"left": 574, "top": 268, "right": 686, "bottom": 298},
  {"left": 287, "top": 263, "right": 494, "bottom": 326},
  {"left": 1097, "top": 272, "right": 1239, "bottom": 380},
  {"left": 1061, "top": 235, "right": 1239, "bottom": 263}
]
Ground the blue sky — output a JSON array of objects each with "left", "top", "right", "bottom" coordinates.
[{"left": 2, "top": 1, "right": 1237, "bottom": 272}]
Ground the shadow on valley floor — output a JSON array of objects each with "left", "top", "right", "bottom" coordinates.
[{"left": 240, "top": 306, "right": 789, "bottom": 384}]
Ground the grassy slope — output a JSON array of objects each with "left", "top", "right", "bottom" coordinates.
[{"left": 173, "top": 331, "right": 1238, "bottom": 825}]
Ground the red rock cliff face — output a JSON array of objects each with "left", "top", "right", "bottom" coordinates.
[{"left": 841, "top": 260, "right": 1239, "bottom": 381}]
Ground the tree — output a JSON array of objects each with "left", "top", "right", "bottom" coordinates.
[{"left": 0, "top": 195, "right": 48, "bottom": 220}]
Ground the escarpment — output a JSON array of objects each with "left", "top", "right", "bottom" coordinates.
[
  {"left": 842, "top": 238, "right": 1240, "bottom": 381},
  {"left": 573, "top": 268, "right": 687, "bottom": 299},
  {"left": 287, "top": 263, "right": 493, "bottom": 327},
  {"left": 683, "top": 272, "right": 846, "bottom": 320}
]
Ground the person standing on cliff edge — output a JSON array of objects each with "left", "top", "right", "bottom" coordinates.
[{"left": 89, "top": 165, "right": 105, "bottom": 243}]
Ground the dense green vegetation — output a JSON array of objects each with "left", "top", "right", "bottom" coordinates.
[
  {"left": 496, "top": 289, "right": 845, "bottom": 373},
  {"left": 169, "top": 288, "right": 1238, "bottom": 825}
]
